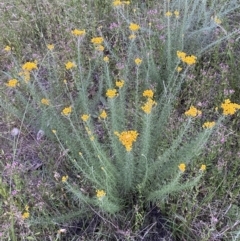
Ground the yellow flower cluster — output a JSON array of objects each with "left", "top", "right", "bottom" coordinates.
[
  {"left": 178, "top": 163, "right": 186, "bottom": 172},
  {"left": 106, "top": 89, "right": 117, "bottom": 98},
  {"left": 165, "top": 11, "right": 179, "bottom": 17},
  {"left": 99, "top": 110, "right": 107, "bottom": 119},
  {"left": 81, "top": 114, "right": 90, "bottom": 122},
  {"left": 4, "top": 45, "right": 11, "bottom": 52},
  {"left": 112, "top": 0, "right": 130, "bottom": 7},
  {"left": 62, "top": 175, "right": 68, "bottom": 183},
  {"left": 61, "top": 106, "right": 72, "bottom": 116},
  {"left": 47, "top": 44, "right": 54, "bottom": 51},
  {"left": 65, "top": 61, "right": 76, "bottom": 70},
  {"left": 5, "top": 79, "right": 19, "bottom": 88},
  {"left": 71, "top": 29, "right": 86, "bottom": 36},
  {"left": 185, "top": 105, "right": 202, "bottom": 117},
  {"left": 96, "top": 45, "right": 104, "bottom": 51},
  {"left": 96, "top": 189, "right": 106, "bottom": 199},
  {"left": 200, "top": 164, "right": 206, "bottom": 171},
  {"left": 115, "top": 130, "right": 139, "bottom": 151},
  {"left": 19, "top": 70, "right": 30, "bottom": 82},
  {"left": 213, "top": 16, "right": 221, "bottom": 25},
  {"left": 41, "top": 98, "right": 50, "bottom": 106},
  {"left": 221, "top": 99, "right": 240, "bottom": 115},
  {"left": 177, "top": 51, "right": 197, "bottom": 65},
  {"left": 135, "top": 58, "right": 142, "bottom": 65},
  {"left": 22, "top": 61, "right": 38, "bottom": 71},
  {"left": 91, "top": 37, "right": 104, "bottom": 45},
  {"left": 103, "top": 56, "right": 109, "bottom": 62},
  {"left": 22, "top": 205, "right": 30, "bottom": 219},
  {"left": 202, "top": 121, "right": 215, "bottom": 128},
  {"left": 129, "top": 23, "right": 140, "bottom": 31},
  {"left": 115, "top": 80, "right": 124, "bottom": 88},
  {"left": 141, "top": 90, "right": 156, "bottom": 114}
]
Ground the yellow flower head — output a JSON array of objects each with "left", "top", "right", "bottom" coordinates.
[
  {"left": 113, "top": 0, "right": 122, "bottom": 6},
  {"left": 71, "top": 29, "right": 86, "bottom": 36},
  {"left": 4, "top": 45, "right": 11, "bottom": 52},
  {"left": 185, "top": 105, "right": 202, "bottom": 117},
  {"left": 141, "top": 98, "right": 157, "bottom": 114},
  {"left": 41, "top": 98, "right": 50, "bottom": 106},
  {"left": 178, "top": 163, "right": 186, "bottom": 172},
  {"left": 6, "top": 79, "right": 19, "bottom": 88},
  {"left": 96, "top": 45, "right": 104, "bottom": 51},
  {"left": 47, "top": 44, "right": 54, "bottom": 51},
  {"left": 99, "top": 110, "right": 107, "bottom": 119},
  {"left": 183, "top": 55, "right": 197, "bottom": 65},
  {"left": 135, "top": 58, "right": 142, "bottom": 65},
  {"left": 65, "top": 61, "right": 76, "bottom": 70},
  {"left": 19, "top": 71, "right": 30, "bottom": 82},
  {"left": 61, "top": 175, "right": 68, "bottom": 183},
  {"left": 81, "top": 114, "right": 90, "bottom": 122},
  {"left": 115, "top": 80, "right": 124, "bottom": 88},
  {"left": 177, "top": 51, "right": 186, "bottom": 60},
  {"left": 221, "top": 99, "right": 240, "bottom": 115},
  {"left": 103, "top": 56, "right": 109, "bottom": 62},
  {"left": 61, "top": 106, "right": 72, "bottom": 116},
  {"left": 106, "top": 89, "right": 117, "bottom": 98},
  {"left": 96, "top": 189, "right": 106, "bottom": 199},
  {"left": 174, "top": 10, "right": 180, "bottom": 18},
  {"left": 22, "top": 61, "right": 38, "bottom": 71},
  {"left": 165, "top": 11, "right": 172, "bottom": 17},
  {"left": 143, "top": 89, "right": 154, "bottom": 98},
  {"left": 200, "top": 164, "right": 206, "bottom": 171},
  {"left": 213, "top": 16, "right": 222, "bottom": 25},
  {"left": 129, "top": 23, "right": 140, "bottom": 31},
  {"left": 129, "top": 34, "right": 136, "bottom": 40},
  {"left": 115, "top": 130, "right": 139, "bottom": 151},
  {"left": 177, "top": 66, "right": 182, "bottom": 72},
  {"left": 52, "top": 130, "right": 57, "bottom": 134},
  {"left": 91, "top": 37, "right": 104, "bottom": 45},
  {"left": 22, "top": 212, "right": 30, "bottom": 219},
  {"left": 202, "top": 121, "right": 215, "bottom": 128}
]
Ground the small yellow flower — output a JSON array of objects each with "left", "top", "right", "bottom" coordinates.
[
  {"left": 47, "top": 44, "right": 54, "bottom": 51},
  {"left": 221, "top": 99, "right": 240, "bottom": 115},
  {"left": 99, "top": 110, "right": 107, "bottom": 119},
  {"left": 22, "top": 212, "right": 30, "bottom": 219},
  {"left": 52, "top": 130, "right": 57, "bottom": 134},
  {"left": 71, "top": 29, "right": 86, "bottom": 36},
  {"left": 213, "top": 16, "right": 221, "bottom": 25},
  {"left": 202, "top": 121, "right": 216, "bottom": 128},
  {"left": 41, "top": 98, "right": 50, "bottom": 106},
  {"left": 65, "top": 61, "right": 76, "bottom": 70},
  {"left": 62, "top": 175, "right": 68, "bottom": 183},
  {"left": 96, "top": 189, "right": 106, "bottom": 199},
  {"left": 185, "top": 106, "right": 202, "bottom": 117},
  {"left": 177, "top": 66, "right": 182, "bottom": 72},
  {"left": 5, "top": 79, "right": 19, "bottom": 88},
  {"left": 129, "top": 23, "right": 140, "bottom": 31},
  {"left": 115, "top": 130, "right": 139, "bottom": 151},
  {"left": 4, "top": 45, "right": 11, "bottom": 52},
  {"left": 141, "top": 98, "right": 157, "bottom": 114},
  {"left": 81, "top": 114, "right": 90, "bottom": 122},
  {"left": 115, "top": 80, "right": 124, "bottom": 88},
  {"left": 90, "top": 135, "right": 94, "bottom": 141},
  {"left": 22, "top": 61, "right": 38, "bottom": 71},
  {"left": 143, "top": 89, "right": 154, "bottom": 98},
  {"left": 61, "top": 106, "right": 72, "bottom": 116},
  {"left": 103, "top": 56, "right": 109, "bottom": 62},
  {"left": 165, "top": 11, "right": 172, "bottom": 17},
  {"left": 135, "top": 58, "right": 142, "bottom": 65},
  {"left": 25, "top": 205, "right": 29, "bottom": 211},
  {"left": 200, "top": 164, "right": 206, "bottom": 171},
  {"left": 178, "top": 163, "right": 186, "bottom": 172},
  {"left": 177, "top": 51, "right": 186, "bottom": 60},
  {"left": 113, "top": 0, "right": 122, "bottom": 6},
  {"left": 106, "top": 89, "right": 117, "bottom": 98},
  {"left": 91, "top": 37, "right": 104, "bottom": 45},
  {"left": 19, "top": 71, "right": 30, "bottom": 82},
  {"left": 174, "top": 10, "right": 180, "bottom": 18},
  {"left": 129, "top": 34, "right": 136, "bottom": 40},
  {"left": 96, "top": 45, "right": 104, "bottom": 51},
  {"left": 184, "top": 55, "right": 197, "bottom": 65}
]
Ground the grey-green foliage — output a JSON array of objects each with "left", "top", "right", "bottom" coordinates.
[{"left": 0, "top": 0, "right": 235, "bottom": 220}]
